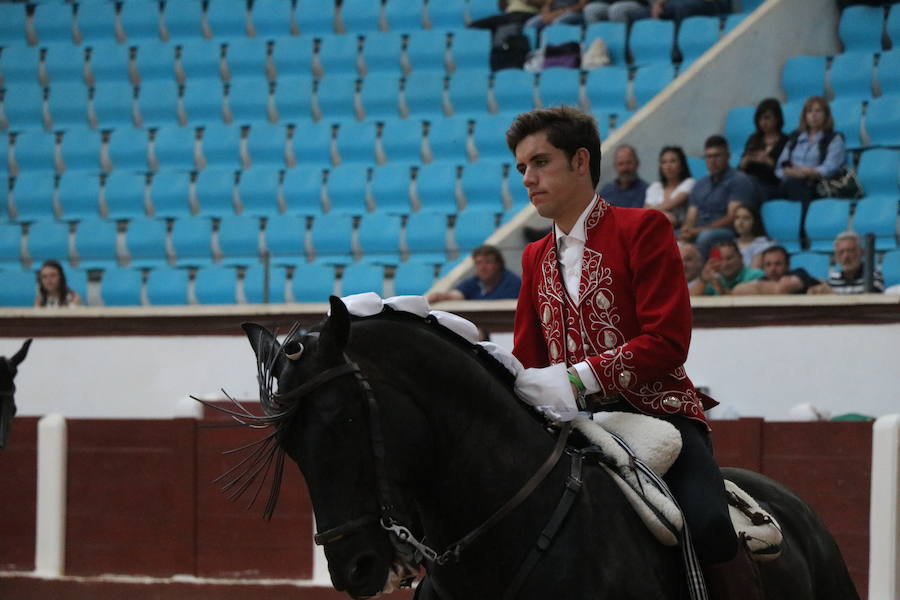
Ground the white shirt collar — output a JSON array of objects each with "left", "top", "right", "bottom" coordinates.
[{"left": 554, "top": 195, "right": 598, "bottom": 247}]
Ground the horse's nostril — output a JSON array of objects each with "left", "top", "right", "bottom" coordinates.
[{"left": 347, "top": 552, "right": 378, "bottom": 587}]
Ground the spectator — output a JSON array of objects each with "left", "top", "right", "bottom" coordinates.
[
  {"left": 732, "top": 245, "right": 828, "bottom": 295},
  {"left": 426, "top": 245, "right": 522, "bottom": 302},
  {"left": 739, "top": 97, "right": 789, "bottom": 199},
  {"left": 825, "top": 231, "right": 884, "bottom": 294},
  {"left": 583, "top": 0, "right": 651, "bottom": 22},
  {"left": 644, "top": 145, "right": 694, "bottom": 227},
  {"left": 689, "top": 239, "right": 763, "bottom": 296},
  {"left": 470, "top": 0, "right": 544, "bottom": 30},
  {"left": 649, "top": 0, "right": 731, "bottom": 20},
  {"left": 524, "top": 0, "right": 590, "bottom": 32},
  {"left": 599, "top": 144, "right": 649, "bottom": 208},
  {"left": 680, "top": 135, "right": 763, "bottom": 258},
  {"left": 732, "top": 202, "right": 772, "bottom": 268},
  {"left": 679, "top": 241, "right": 702, "bottom": 287},
  {"left": 774, "top": 96, "right": 846, "bottom": 213},
  {"left": 34, "top": 260, "right": 82, "bottom": 308}
]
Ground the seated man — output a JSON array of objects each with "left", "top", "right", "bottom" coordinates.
[
  {"left": 826, "top": 231, "right": 884, "bottom": 294},
  {"left": 426, "top": 244, "right": 522, "bottom": 302},
  {"left": 732, "top": 245, "right": 829, "bottom": 295},
  {"left": 689, "top": 240, "right": 763, "bottom": 296},
  {"left": 599, "top": 145, "right": 649, "bottom": 208},
  {"left": 680, "top": 135, "right": 763, "bottom": 258},
  {"left": 679, "top": 241, "right": 702, "bottom": 287}
]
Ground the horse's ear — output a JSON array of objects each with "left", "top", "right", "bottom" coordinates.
[
  {"left": 242, "top": 323, "right": 281, "bottom": 364},
  {"left": 319, "top": 296, "right": 350, "bottom": 362},
  {"left": 10, "top": 339, "right": 31, "bottom": 368}
]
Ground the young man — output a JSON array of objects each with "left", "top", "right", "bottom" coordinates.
[
  {"left": 689, "top": 240, "right": 764, "bottom": 297},
  {"left": 426, "top": 244, "right": 521, "bottom": 303},
  {"left": 731, "top": 245, "right": 827, "bottom": 295},
  {"left": 507, "top": 106, "right": 760, "bottom": 599}
]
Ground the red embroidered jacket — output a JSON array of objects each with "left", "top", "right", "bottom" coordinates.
[{"left": 512, "top": 199, "right": 711, "bottom": 426}]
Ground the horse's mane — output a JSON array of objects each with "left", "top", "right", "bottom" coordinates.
[{"left": 205, "top": 306, "right": 520, "bottom": 519}]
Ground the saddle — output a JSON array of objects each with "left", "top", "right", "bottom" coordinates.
[{"left": 574, "top": 414, "right": 783, "bottom": 561}]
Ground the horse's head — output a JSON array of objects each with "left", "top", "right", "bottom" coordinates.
[
  {"left": 0, "top": 339, "right": 32, "bottom": 449},
  {"left": 242, "top": 297, "right": 421, "bottom": 598}
]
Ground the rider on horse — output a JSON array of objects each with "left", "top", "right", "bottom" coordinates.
[{"left": 508, "top": 106, "right": 760, "bottom": 600}]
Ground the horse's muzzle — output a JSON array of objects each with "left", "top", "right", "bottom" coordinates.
[{"left": 328, "top": 545, "right": 392, "bottom": 599}]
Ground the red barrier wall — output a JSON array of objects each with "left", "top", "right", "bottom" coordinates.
[{"left": 0, "top": 417, "right": 38, "bottom": 571}]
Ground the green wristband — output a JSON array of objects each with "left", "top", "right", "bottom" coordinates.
[{"left": 568, "top": 371, "right": 586, "bottom": 393}]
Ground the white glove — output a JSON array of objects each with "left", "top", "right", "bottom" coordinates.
[{"left": 514, "top": 363, "right": 580, "bottom": 422}]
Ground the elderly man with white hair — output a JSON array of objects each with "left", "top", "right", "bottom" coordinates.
[{"left": 825, "top": 231, "right": 884, "bottom": 294}]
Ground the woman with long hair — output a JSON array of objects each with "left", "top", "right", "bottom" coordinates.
[
  {"left": 732, "top": 202, "right": 772, "bottom": 268},
  {"left": 643, "top": 145, "right": 694, "bottom": 227},
  {"left": 739, "top": 97, "right": 788, "bottom": 199},
  {"left": 34, "top": 260, "right": 82, "bottom": 307}
]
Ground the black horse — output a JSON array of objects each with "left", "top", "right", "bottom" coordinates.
[
  {"left": 0, "top": 339, "right": 32, "bottom": 450},
  {"left": 222, "top": 297, "right": 858, "bottom": 600}
]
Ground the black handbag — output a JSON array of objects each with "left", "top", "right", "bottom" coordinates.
[{"left": 815, "top": 167, "right": 864, "bottom": 199}]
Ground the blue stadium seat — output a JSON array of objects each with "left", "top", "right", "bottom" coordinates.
[
  {"left": 148, "top": 170, "right": 194, "bottom": 218},
  {"left": 316, "top": 33, "right": 364, "bottom": 78},
  {"left": 46, "top": 82, "right": 91, "bottom": 130},
  {"left": 405, "top": 211, "right": 449, "bottom": 263},
  {"left": 583, "top": 67, "right": 629, "bottom": 114},
  {"left": 0, "top": 269, "right": 37, "bottom": 307},
  {"left": 629, "top": 19, "right": 675, "bottom": 65},
  {"left": 384, "top": 0, "right": 424, "bottom": 32},
  {"left": 150, "top": 125, "right": 197, "bottom": 171},
  {"left": 325, "top": 165, "right": 370, "bottom": 215},
  {"left": 118, "top": 1, "right": 162, "bottom": 44},
  {"left": 245, "top": 122, "right": 288, "bottom": 168},
  {"left": 337, "top": 0, "right": 384, "bottom": 34},
  {"left": 273, "top": 74, "right": 315, "bottom": 123},
  {"left": 370, "top": 163, "right": 414, "bottom": 213},
  {"left": 313, "top": 74, "right": 360, "bottom": 122},
  {"left": 415, "top": 163, "right": 460, "bottom": 213},
  {"left": 447, "top": 68, "right": 491, "bottom": 116},
  {"left": 632, "top": 63, "right": 676, "bottom": 109},
  {"left": 310, "top": 213, "right": 354, "bottom": 262},
  {"left": 75, "top": 0, "right": 118, "bottom": 45},
  {"left": 25, "top": 221, "right": 70, "bottom": 266},
  {"left": 199, "top": 123, "right": 244, "bottom": 169},
  {"left": 332, "top": 119, "right": 377, "bottom": 165},
  {"left": 448, "top": 29, "right": 491, "bottom": 72},
  {"left": 170, "top": 216, "right": 214, "bottom": 265},
  {"left": 205, "top": 0, "right": 249, "bottom": 39},
  {"left": 161, "top": 0, "right": 206, "bottom": 42},
  {"left": 881, "top": 248, "right": 900, "bottom": 288},
  {"left": 216, "top": 215, "right": 262, "bottom": 266},
  {"left": 838, "top": 4, "right": 887, "bottom": 54},
  {"left": 876, "top": 49, "right": 900, "bottom": 97},
  {"left": 676, "top": 16, "right": 720, "bottom": 66},
  {"left": 584, "top": 22, "right": 627, "bottom": 67},
  {"left": 829, "top": 98, "right": 864, "bottom": 149},
  {"left": 296, "top": 0, "right": 337, "bottom": 36},
  {"left": 393, "top": 261, "right": 436, "bottom": 296},
  {"left": 85, "top": 42, "right": 131, "bottom": 85},
  {"left": 9, "top": 172, "right": 57, "bottom": 222},
  {"left": 57, "top": 125, "right": 103, "bottom": 173},
  {"left": 761, "top": 200, "right": 802, "bottom": 252},
  {"left": 226, "top": 76, "right": 274, "bottom": 123},
  {"left": 125, "top": 217, "right": 168, "bottom": 267},
  {"left": 490, "top": 70, "right": 536, "bottom": 114},
  {"left": 223, "top": 38, "right": 270, "bottom": 81},
  {"left": 425, "top": 0, "right": 465, "bottom": 30},
  {"left": 405, "top": 30, "right": 449, "bottom": 73},
  {"left": 424, "top": 116, "right": 469, "bottom": 164},
  {"left": 176, "top": 39, "right": 222, "bottom": 82},
  {"left": 11, "top": 130, "right": 57, "bottom": 175},
  {"left": 537, "top": 68, "right": 581, "bottom": 109},
  {"left": 360, "top": 31, "right": 406, "bottom": 76},
  {"left": 829, "top": 51, "right": 875, "bottom": 102},
  {"left": 359, "top": 72, "right": 403, "bottom": 120},
  {"left": 779, "top": 98, "right": 805, "bottom": 133},
  {"left": 454, "top": 207, "right": 497, "bottom": 253},
  {"left": 270, "top": 37, "right": 314, "bottom": 79},
  {"left": 91, "top": 80, "right": 138, "bottom": 129},
  {"left": 193, "top": 167, "right": 238, "bottom": 217},
  {"left": 342, "top": 263, "right": 385, "bottom": 295},
  {"left": 105, "top": 172, "right": 148, "bottom": 220},
  {"left": 237, "top": 167, "right": 281, "bottom": 217},
  {"left": 805, "top": 198, "right": 851, "bottom": 251},
  {"left": 472, "top": 113, "right": 517, "bottom": 163},
  {"left": 889, "top": 6, "right": 900, "bottom": 50},
  {"left": 264, "top": 214, "right": 307, "bottom": 263},
  {"left": 856, "top": 149, "right": 900, "bottom": 198},
  {"left": 182, "top": 76, "right": 226, "bottom": 126},
  {"left": 781, "top": 55, "right": 827, "bottom": 102},
  {"left": 0, "top": 46, "right": 41, "bottom": 87},
  {"left": 1, "top": 83, "right": 46, "bottom": 131},
  {"left": 249, "top": 0, "right": 297, "bottom": 38},
  {"left": 541, "top": 23, "right": 583, "bottom": 48},
  {"left": 381, "top": 118, "right": 425, "bottom": 164},
  {"left": 723, "top": 105, "right": 757, "bottom": 156},
  {"left": 133, "top": 40, "right": 177, "bottom": 83},
  {"left": 242, "top": 264, "right": 287, "bottom": 304},
  {"left": 289, "top": 121, "right": 333, "bottom": 167},
  {"left": 402, "top": 71, "right": 447, "bottom": 118},
  {"left": 865, "top": 95, "right": 900, "bottom": 147},
  {"left": 31, "top": 3, "right": 77, "bottom": 46},
  {"left": 73, "top": 217, "right": 119, "bottom": 268},
  {"left": 57, "top": 171, "right": 102, "bottom": 221},
  {"left": 292, "top": 262, "right": 336, "bottom": 302},
  {"left": 99, "top": 267, "right": 144, "bottom": 305},
  {"left": 146, "top": 266, "right": 190, "bottom": 305},
  {"left": 852, "top": 196, "right": 898, "bottom": 250},
  {"left": 282, "top": 166, "right": 326, "bottom": 215},
  {"left": 357, "top": 212, "right": 402, "bottom": 263},
  {"left": 42, "top": 43, "right": 88, "bottom": 87},
  {"left": 136, "top": 79, "right": 181, "bottom": 127},
  {"left": 462, "top": 161, "right": 506, "bottom": 211},
  {"left": 0, "top": 3, "right": 28, "bottom": 47},
  {"left": 0, "top": 223, "right": 23, "bottom": 269},
  {"left": 789, "top": 251, "right": 830, "bottom": 281}
]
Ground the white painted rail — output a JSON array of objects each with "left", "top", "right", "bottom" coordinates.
[
  {"left": 869, "top": 414, "right": 900, "bottom": 600},
  {"left": 34, "top": 413, "right": 67, "bottom": 576}
]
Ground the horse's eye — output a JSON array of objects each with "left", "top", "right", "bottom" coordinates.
[{"left": 283, "top": 341, "right": 304, "bottom": 361}]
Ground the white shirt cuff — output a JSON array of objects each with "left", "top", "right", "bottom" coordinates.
[{"left": 573, "top": 360, "right": 602, "bottom": 395}]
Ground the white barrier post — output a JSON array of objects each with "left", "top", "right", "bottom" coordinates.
[
  {"left": 35, "top": 413, "right": 67, "bottom": 577},
  {"left": 869, "top": 414, "right": 900, "bottom": 600}
]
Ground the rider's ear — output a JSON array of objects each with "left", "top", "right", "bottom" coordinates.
[
  {"left": 242, "top": 323, "right": 283, "bottom": 372},
  {"left": 319, "top": 296, "right": 351, "bottom": 363}
]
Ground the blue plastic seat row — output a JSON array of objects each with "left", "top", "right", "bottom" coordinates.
[{"left": 780, "top": 48, "right": 900, "bottom": 104}]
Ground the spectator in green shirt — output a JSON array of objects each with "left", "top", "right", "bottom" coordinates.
[{"left": 689, "top": 240, "right": 763, "bottom": 296}]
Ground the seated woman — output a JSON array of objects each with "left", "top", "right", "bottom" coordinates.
[
  {"left": 774, "top": 96, "right": 846, "bottom": 207},
  {"left": 732, "top": 202, "right": 772, "bottom": 268},
  {"left": 739, "top": 98, "right": 788, "bottom": 200},
  {"left": 34, "top": 259, "right": 82, "bottom": 308},
  {"left": 643, "top": 145, "right": 694, "bottom": 227}
]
